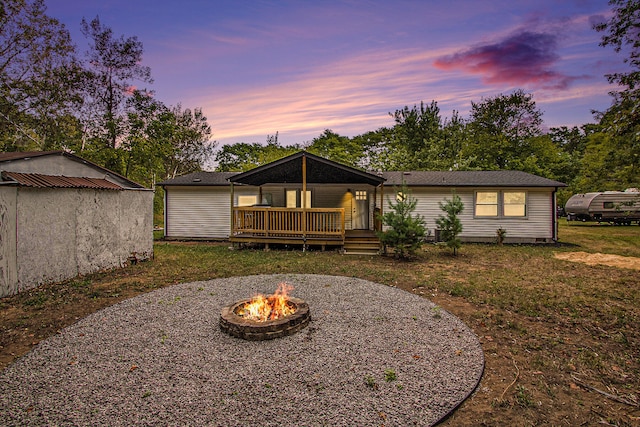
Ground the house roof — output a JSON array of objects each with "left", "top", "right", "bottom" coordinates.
[
  {"left": 382, "top": 170, "right": 566, "bottom": 188},
  {"left": 158, "top": 171, "right": 239, "bottom": 186},
  {"left": 0, "top": 171, "right": 124, "bottom": 190},
  {"left": 157, "top": 153, "right": 566, "bottom": 189},
  {"left": 0, "top": 150, "right": 146, "bottom": 189},
  {"left": 228, "top": 151, "right": 386, "bottom": 186}
]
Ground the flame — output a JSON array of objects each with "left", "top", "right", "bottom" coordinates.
[{"left": 239, "top": 282, "right": 295, "bottom": 322}]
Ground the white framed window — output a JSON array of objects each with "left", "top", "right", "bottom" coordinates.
[
  {"left": 286, "top": 189, "right": 312, "bottom": 208},
  {"left": 355, "top": 190, "right": 367, "bottom": 201},
  {"left": 286, "top": 190, "right": 297, "bottom": 208},
  {"left": 474, "top": 191, "right": 527, "bottom": 218},
  {"left": 503, "top": 191, "right": 526, "bottom": 217},
  {"left": 475, "top": 191, "right": 498, "bottom": 217}
]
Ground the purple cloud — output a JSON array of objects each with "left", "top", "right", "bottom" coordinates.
[{"left": 434, "top": 31, "right": 580, "bottom": 89}]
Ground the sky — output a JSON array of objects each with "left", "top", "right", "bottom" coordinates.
[{"left": 46, "top": 0, "right": 628, "bottom": 147}]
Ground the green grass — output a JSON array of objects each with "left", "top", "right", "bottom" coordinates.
[{"left": 559, "top": 219, "right": 640, "bottom": 257}]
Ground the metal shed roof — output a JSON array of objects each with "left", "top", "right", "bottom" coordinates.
[
  {"left": 0, "top": 171, "right": 124, "bottom": 190},
  {"left": 0, "top": 151, "right": 146, "bottom": 189}
]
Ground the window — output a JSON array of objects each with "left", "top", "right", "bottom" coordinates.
[
  {"left": 475, "top": 191, "right": 498, "bottom": 217},
  {"left": 286, "top": 190, "right": 312, "bottom": 208},
  {"left": 304, "top": 190, "right": 312, "bottom": 208},
  {"left": 355, "top": 190, "right": 367, "bottom": 201},
  {"left": 286, "top": 190, "right": 297, "bottom": 208},
  {"left": 238, "top": 195, "right": 258, "bottom": 206},
  {"left": 603, "top": 202, "right": 614, "bottom": 209},
  {"left": 503, "top": 191, "right": 526, "bottom": 217},
  {"left": 474, "top": 191, "right": 527, "bottom": 218}
]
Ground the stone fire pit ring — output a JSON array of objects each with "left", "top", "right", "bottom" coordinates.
[
  {"left": 220, "top": 296, "right": 310, "bottom": 340},
  {"left": 0, "top": 274, "right": 484, "bottom": 426}
]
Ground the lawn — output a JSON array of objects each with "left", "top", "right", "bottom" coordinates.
[{"left": 1, "top": 220, "right": 639, "bottom": 426}]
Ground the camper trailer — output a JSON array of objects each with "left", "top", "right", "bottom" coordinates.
[{"left": 565, "top": 190, "right": 640, "bottom": 225}]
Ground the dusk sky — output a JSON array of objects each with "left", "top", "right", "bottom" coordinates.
[{"left": 47, "top": 0, "right": 628, "bottom": 147}]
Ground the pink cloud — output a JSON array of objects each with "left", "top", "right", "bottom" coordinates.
[{"left": 434, "top": 31, "right": 582, "bottom": 90}]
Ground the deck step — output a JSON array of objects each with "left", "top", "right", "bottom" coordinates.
[{"left": 343, "top": 239, "right": 381, "bottom": 255}]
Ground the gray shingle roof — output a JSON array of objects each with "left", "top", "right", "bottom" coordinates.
[
  {"left": 157, "top": 171, "right": 239, "bottom": 186},
  {"left": 381, "top": 170, "right": 566, "bottom": 187},
  {"left": 159, "top": 169, "right": 565, "bottom": 188}
]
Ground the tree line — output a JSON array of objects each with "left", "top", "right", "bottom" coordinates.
[
  {"left": 2, "top": 0, "right": 638, "bottom": 209},
  {"left": 1, "top": 0, "right": 214, "bottom": 191}
]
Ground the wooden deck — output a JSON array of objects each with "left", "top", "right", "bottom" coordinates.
[
  {"left": 230, "top": 207, "right": 380, "bottom": 253},
  {"left": 230, "top": 207, "right": 345, "bottom": 248}
]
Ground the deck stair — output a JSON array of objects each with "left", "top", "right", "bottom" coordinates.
[{"left": 343, "top": 230, "right": 381, "bottom": 255}]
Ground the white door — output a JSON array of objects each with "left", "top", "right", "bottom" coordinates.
[{"left": 353, "top": 190, "right": 369, "bottom": 229}]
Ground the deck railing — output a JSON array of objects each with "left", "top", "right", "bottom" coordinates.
[{"left": 232, "top": 207, "right": 345, "bottom": 240}]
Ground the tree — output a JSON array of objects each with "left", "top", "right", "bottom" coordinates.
[
  {"left": 0, "top": 0, "right": 83, "bottom": 151},
  {"left": 592, "top": 1, "right": 640, "bottom": 188},
  {"left": 376, "top": 185, "right": 427, "bottom": 259},
  {"left": 350, "top": 127, "right": 394, "bottom": 171},
  {"left": 123, "top": 91, "right": 215, "bottom": 184},
  {"left": 436, "top": 192, "right": 464, "bottom": 255},
  {"left": 433, "top": 111, "right": 469, "bottom": 170},
  {"left": 80, "top": 16, "right": 152, "bottom": 150},
  {"left": 388, "top": 101, "right": 443, "bottom": 170},
  {"left": 214, "top": 138, "right": 299, "bottom": 172},
  {"left": 465, "top": 90, "right": 544, "bottom": 171},
  {"left": 594, "top": 0, "right": 640, "bottom": 91},
  {"left": 306, "top": 129, "right": 364, "bottom": 168}
]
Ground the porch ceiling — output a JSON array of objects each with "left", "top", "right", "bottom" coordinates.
[{"left": 228, "top": 151, "right": 385, "bottom": 186}]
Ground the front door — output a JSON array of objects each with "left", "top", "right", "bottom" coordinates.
[{"left": 353, "top": 190, "right": 369, "bottom": 229}]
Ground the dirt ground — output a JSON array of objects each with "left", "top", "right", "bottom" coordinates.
[
  {"left": 1, "top": 246, "right": 639, "bottom": 426},
  {"left": 554, "top": 251, "right": 640, "bottom": 270}
]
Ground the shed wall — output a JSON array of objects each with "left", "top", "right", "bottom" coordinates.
[
  {"left": 0, "top": 188, "right": 18, "bottom": 296},
  {"left": 0, "top": 188, "right": 153, "bottom": 297}
]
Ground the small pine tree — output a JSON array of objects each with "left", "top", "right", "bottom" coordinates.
[
  {"left": 436, "top": 192, "right": 464, "bottom": 255},
  {"left": 377, "top": 185, "right": 427, "bottom": 259}
]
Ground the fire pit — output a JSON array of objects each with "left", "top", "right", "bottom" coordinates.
[{"left": 219, "top": 283, "right": 310, "bottom": 340}]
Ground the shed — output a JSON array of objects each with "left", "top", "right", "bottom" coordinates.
[{"left": 0, "top": 151, "right": 154, "bottom": 297}]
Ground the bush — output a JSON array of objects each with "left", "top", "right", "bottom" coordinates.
[
  {"left": 436, "top": 192, "right": 464, "bottom": 255},
  {"left": 377, "top": 185, "right": 427, "bottom": 259}
]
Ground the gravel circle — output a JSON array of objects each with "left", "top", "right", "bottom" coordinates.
[{"left": 0, "top": 274, "right": 484, "bottom": 426}]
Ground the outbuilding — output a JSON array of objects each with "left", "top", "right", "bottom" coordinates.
[{"left": 0, "top": 151, "right": 154, "bottom": 297}]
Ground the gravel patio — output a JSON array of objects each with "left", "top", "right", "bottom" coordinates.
[{"left": 0, "top": 274, "right": 484, "bottom": 426}]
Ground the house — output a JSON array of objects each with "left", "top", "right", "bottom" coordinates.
[
  {"left": 159, "top": 151, "right": 566, "bottom": 251},
  {"left": 0, "top": 151, "right": 154, "bottom": 297}
]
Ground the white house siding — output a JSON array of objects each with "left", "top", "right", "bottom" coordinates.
[
  {"left": 314, "top": 185, "right": 353, "bottom": 229},
  {"left": 264, "top": 184, "right": 356, "bottom": 229},
  {"left": 166, "top": 186, "right": 232, "bottom": 239},
  {"left": 379, "top": 187, "right": 555, "bottom": 243}
]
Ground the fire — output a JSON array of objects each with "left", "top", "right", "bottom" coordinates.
[{"left": 239, "top": 282, "right": 296, "bottom": 322}]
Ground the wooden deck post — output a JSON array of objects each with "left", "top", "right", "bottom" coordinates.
[
  {"left": 230, "top": 182, "right": 234, "bottom": 238},
  {"left": 302, "top": 154, "right": 307, "bottom": 243},
  {"left": 380, "top": 183, "right": 384, "bottom": 224}
]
